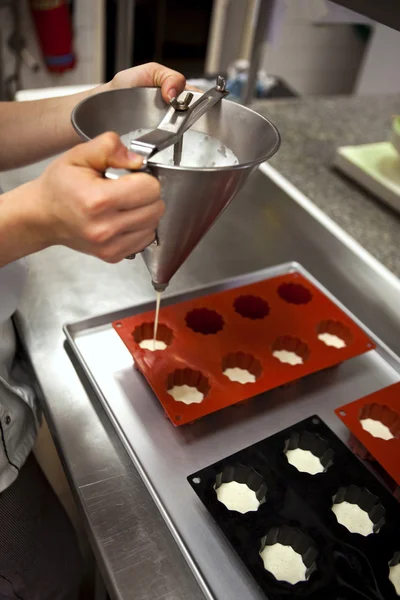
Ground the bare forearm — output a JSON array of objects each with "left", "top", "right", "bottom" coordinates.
[
  {"left": 0, "top": 83, "right": 110, "bottom": 171},
  {"left": 0, "top": 180, "right": 47, "bottom": 265},
  {"left": 0, "top": 62, "right": 187, "bottom": 171}
]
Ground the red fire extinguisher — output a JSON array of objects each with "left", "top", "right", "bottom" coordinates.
[{"left": 29, "top": 0, "right": 76, "bottom": 73}]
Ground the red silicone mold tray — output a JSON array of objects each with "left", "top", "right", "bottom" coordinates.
[
  {"left": 113, "top": 272, "right": 375, "bottom": 426},
  {"left": 335, "top": 381, "right": 400, "bottom": 485}
]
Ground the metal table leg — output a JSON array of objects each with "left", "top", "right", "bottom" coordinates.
[
  {"left": 241, "top": 0, "right": 274, "bottom": 105},
  {"left": 115, "top": 0, "right": 135, "bottom": 72}
]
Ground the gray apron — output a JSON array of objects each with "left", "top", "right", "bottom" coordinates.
[
  {"left": 0, "top": 260, "right": 40, "bottom": 491},
  {"left": 0, "top": 190, "right": 82, "bottom": 599}
]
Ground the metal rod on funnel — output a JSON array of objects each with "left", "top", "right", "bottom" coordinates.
[{"left": 173, "top": 136, "right": 183, "bottom": 166}]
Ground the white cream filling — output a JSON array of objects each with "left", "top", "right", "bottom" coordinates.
[
  {"left": 285, "top": 448, "right": 324, "bottom": 475},
  {"left": 139, "top": 339, "right": 167, "bottom": 351},
  {"left": 332, "top": 501, "right": 374, "bottom": 536},
  {"left": 360, "top": 418, "right": 394, "bottom": 440},
  {"left": 318, "top": 332, "right": 346, "bottom": 349},
  {"left": 223, "top": 367, "right": 256, "bottom": 384},
  {"left": 389, "top": 562, "right": 400, "bottom": 595},
  {"left": 260, "top": 543, "right": 307, "bottom": 585},
  {"left": 273, "top": 350, "right": 303, "bottom": 365},
  {"left": 216, "top": 481, "right": 259, "bottom": 514},
  {"left": 168, "top": 384, "right": 204, "bottom": 405}
]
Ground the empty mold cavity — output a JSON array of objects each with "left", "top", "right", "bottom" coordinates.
[
  {"left": 331, "top": 485, "right": 385, "bottom": 536},
  {"left": 185, "top": 308, "right": 224, "bottom": 335},
  {"left": 215, "top": 464, "right": 267, "bottom": 514},
  {"left": 359, "top": 403, "right": 400, "bottom": 441},
  {"left": 167, "top": 368, "right": 210, "bottom": 405},
  {"left": 389, "top": 552, "right": 400, "bottom": 595},
  {"left": 272, "top": 336, "right": 310, "bottom": 366},
  {"left": 284, "top": 430, "right": 334, "bottom": 475},
  {"left": 277, "top": 282, "right": 313, "bottom": 305},
  {"left": 316, "top": 320, "right": 352, "bottom": 349},
  {"left": 259, "top": 525, "right": 317, "bottom": 586},
  {"left": 233, "top": 295, "right": 270, "bottom": 320},
  {"left": 222, "top": 352, "right": 262, "bottom": 384},
  {"left": 132, "top": 322, "right": 173, "bottom": 351}
]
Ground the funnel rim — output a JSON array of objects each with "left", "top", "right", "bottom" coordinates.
[{"left": 71, "top": 87, "right": 281, "bottom": 172}]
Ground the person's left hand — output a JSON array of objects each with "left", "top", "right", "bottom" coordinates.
[{"left": 106, "top": 61, "right": 198, "bottom": 102}]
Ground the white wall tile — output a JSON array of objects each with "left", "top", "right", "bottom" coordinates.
[
  {"left": 286, "top": 68, "right": 358, "bottom": 95},
  {"left": 260, "top": 0, "right": 367, "bottom": 95},
  {"left": 355, "top": 24, "right": 400, "bottom": 95}
]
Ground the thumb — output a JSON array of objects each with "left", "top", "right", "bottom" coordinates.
[{"left": 69, "top": 132, "right": 143, "bottom": 173}]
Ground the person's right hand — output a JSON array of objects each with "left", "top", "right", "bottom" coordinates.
[{"left": 31, "top": 132, "right": 164, "bottom": 263}]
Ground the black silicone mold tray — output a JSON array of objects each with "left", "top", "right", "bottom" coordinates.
[{"left": 188, "top": 416, "right": 400, "bottom": 599}]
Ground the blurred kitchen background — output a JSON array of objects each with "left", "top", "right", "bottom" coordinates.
[{"left": 1, "top": 0, "right": 399, "bottom": 101}]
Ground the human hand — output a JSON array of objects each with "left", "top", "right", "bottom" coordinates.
[
  {"left": 105, "top": 61, "right": 202, "bottom": 101},
  {"left": 32, "top": 132, "right": 164, "bottom": 263}
]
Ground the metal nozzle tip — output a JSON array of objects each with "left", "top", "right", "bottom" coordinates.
[{"left": 152, "top": 281, "right": 168, "bottom": 293}]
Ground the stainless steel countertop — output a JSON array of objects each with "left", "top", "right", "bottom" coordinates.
[{"left": 8, "top": 158, "right": 400, "bottom": 600}]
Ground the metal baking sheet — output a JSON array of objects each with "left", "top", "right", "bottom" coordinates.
[{"left": 64, "top": 261, "right": 400, "bottom": 600}]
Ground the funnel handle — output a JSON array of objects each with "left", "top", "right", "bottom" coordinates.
[{"left": 104, "top": 166, "right": 158, "bottom": 260}]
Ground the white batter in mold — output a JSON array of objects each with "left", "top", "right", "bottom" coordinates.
[
  {"left": 168, "top": 385, "right": 204, "bottom": 405},
  {"left": 360, "top": 418, "right": 394, "bottom": 441},
  {"left": 318, "top": 333, "right": 346, "bottom": 349},
  {"left": 138, "top": 339, "right": 167, "bottom": 351},
  {"left": 260, "top": 543, "right": 307, "bottom": 585},
  {"left": 332, "top": 501, "right": 374, "bottom": 536},
  {"left": 223, "top": 367, "right": 256, "bottom": 384},
  {"left": 285, "top": 448, "right": 324, "bottom": 475},
  {"left": 216, "top": 481, "right": 260, "bottom": 514},
  {"left": 273, "top": 350, "right": 303, "bottom": 366},
  {"left": 389, "top": 562, "right": 400, "bottom": 595}
]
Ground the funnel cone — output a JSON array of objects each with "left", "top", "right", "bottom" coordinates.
[{"left": 72, "top": 88, "right": 280, "bottom": 288}]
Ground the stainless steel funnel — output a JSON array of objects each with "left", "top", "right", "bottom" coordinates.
[{"left": 72, "top": 86, "right": 280, "bottom": 290}]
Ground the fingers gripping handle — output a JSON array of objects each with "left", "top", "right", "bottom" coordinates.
[{"left": 104, "top": 166, "right": 158, "bottom": 260}]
